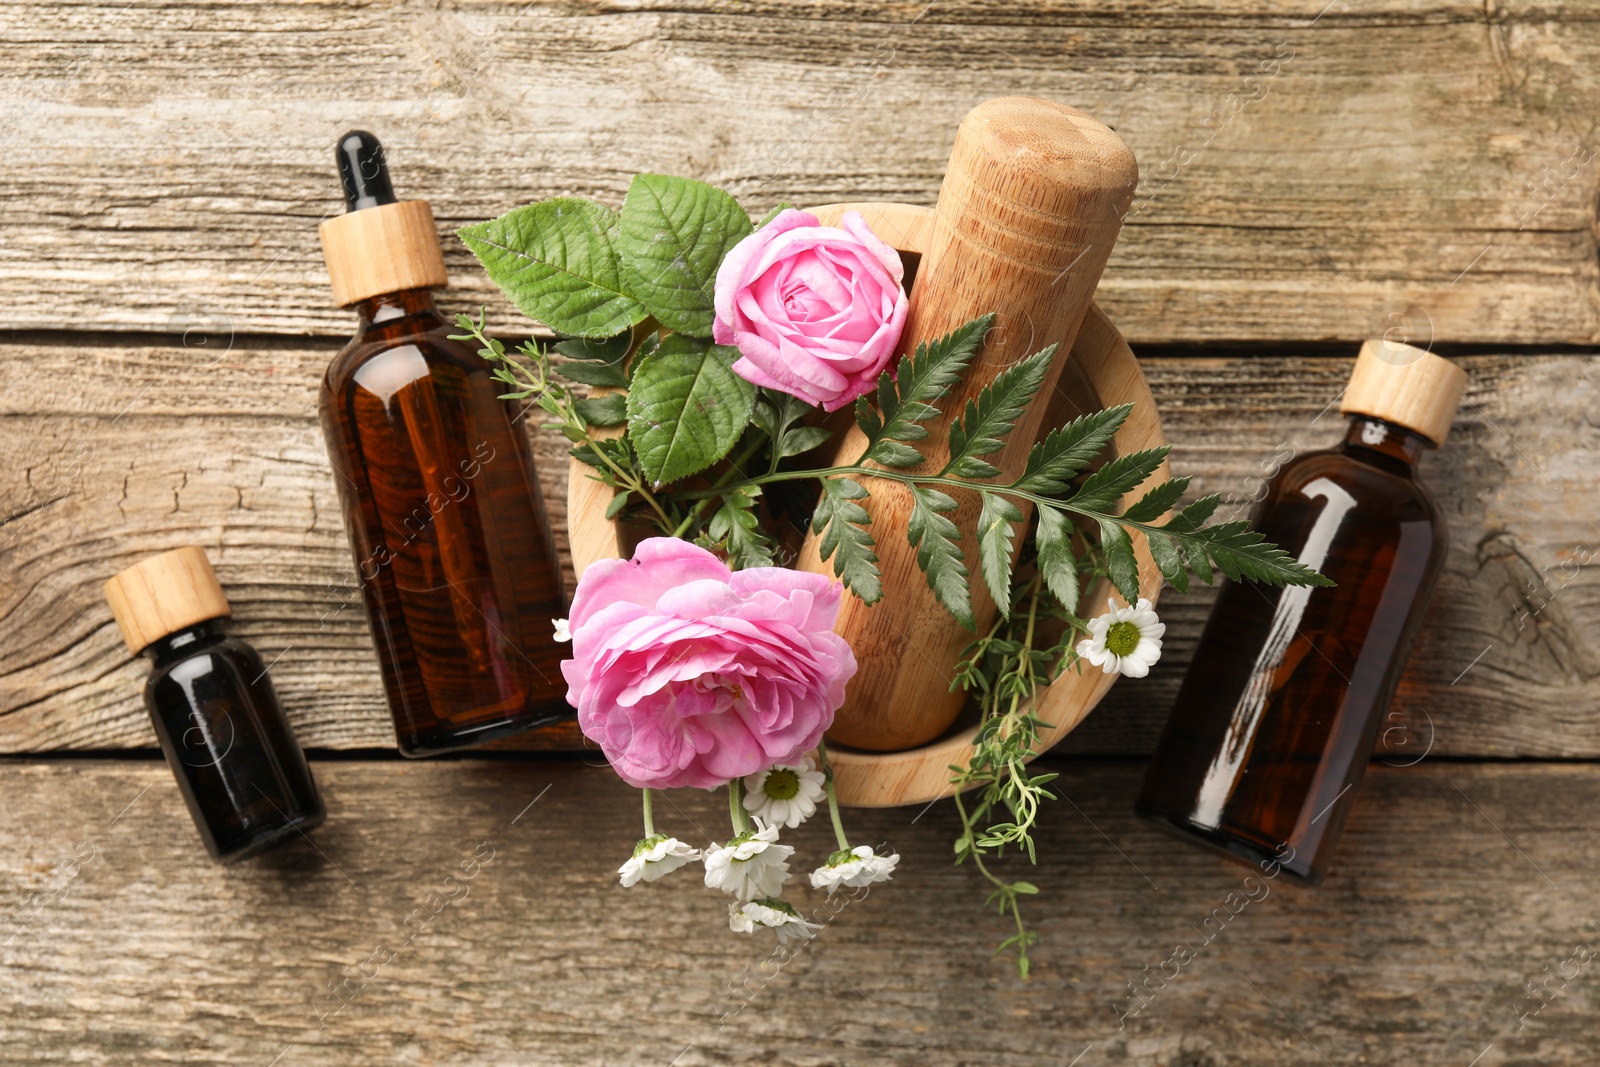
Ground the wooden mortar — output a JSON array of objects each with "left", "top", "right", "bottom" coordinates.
[
  {"left": 567, "top": 203, "right": 1168, "bottom": 807},
  {"left": 795, "top": 96, "right": 1138, "bottom": 751}
]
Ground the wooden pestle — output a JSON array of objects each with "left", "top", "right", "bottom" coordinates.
[{"left": 798, "top": 96, "right": 1138, "bottom": 752}]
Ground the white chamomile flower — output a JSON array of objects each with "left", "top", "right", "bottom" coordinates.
[
  {"left": 1076, "top": 597, "right": 1164, "bottom": 679},
  {"left": 703, "top": 819, "right": 793, "bottom": 901},
  {"left": 729, "top": 899, "right": 822, "bottom": 944},
  {"left": 742, "top": 757, "right": 826, "bottom": 829},
  {"left": 618, "top": 835, "right": 699, "bottom": 887},
  {"left": 809, "top": 845, "right": 899, "bottom": 893},
  {"left": 551, "top": 617, "right": 571, "bottom": 642}
]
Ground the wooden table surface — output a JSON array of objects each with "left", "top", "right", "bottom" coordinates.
[{"left": 3, "top": 2, "right": 1599, "bottom": 1063}]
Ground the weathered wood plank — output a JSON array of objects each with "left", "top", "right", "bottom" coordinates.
[
  {"left": 1, "top": 338, "right": 1595, "bottom": 756},
  {"left": 1, "top": 759, "right": 1596, "bottom": 1064},
  {"left": 2, "top": 2, "right": 1599, "bottom": 342}
]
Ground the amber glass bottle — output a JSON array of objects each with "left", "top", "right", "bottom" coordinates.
[
  {"left": 1137, "top": 340, "right": 1467, "bottom": 883},
  {"left": 318, "top": 131, "right": 570, "bottom": 756},
  {"left": 104, "top": 547, "right": 324, "bottom": 862}
]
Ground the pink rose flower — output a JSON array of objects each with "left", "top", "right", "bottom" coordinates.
[
  {"left": 713, "top": 208, "right": 908, "bottom": 411},
  {"left": 562, "top": 538, "right": 857, "bottom": 790}
]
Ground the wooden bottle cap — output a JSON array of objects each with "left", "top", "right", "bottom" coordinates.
[
  {"left": 319, "top": 199, "right": 449, "bottom": 307},
  {"left": 103, "top": 547, "right": 232, "bottom": 655},
  {"left": 1340, "top": 339, "right": 1468, "bottom": 445}
]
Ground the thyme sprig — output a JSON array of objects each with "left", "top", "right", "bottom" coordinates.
[
  {"left": 946, "top": 538, "right": 1101, "bottom": 979},
  {"left": 454, "top": 303, "right": 1328, "bottom": 980}
]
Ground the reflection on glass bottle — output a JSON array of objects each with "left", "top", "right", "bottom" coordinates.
[
  {"left": 1137, "top": 340, "right": 1467, "bottom": 883},
  {"left": 318, "top": 131, "right": 571, "bottom": 756},
  {"left": 104, "top": 547, "right": 325, "bottom": 863}
]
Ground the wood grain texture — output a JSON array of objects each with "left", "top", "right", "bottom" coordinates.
[
  {"left": 2, "top": 759, "right": 1597, "bottom": 1064},
  {"left": 562, "top": 286, "right": 1176, "bottom": 803},
  {"left": 1, "top": 335, "right": 1595, "bottom": 758},
  {"left": 1070, "top": 347, "right": 1600, "bottom": 759},
  {"left": 823, "top": 305, "right": 1169, "bottom": 805},
  {"left": 0, "top": 335, "right": 587, "bottom": 753},
  {"left": 792, "top": 104, "right": 1138, "bottom": 751},
  {"left": 319, "top": 198, "right": 449, "bottom": 309},
  {"left": 2, "top": 2, "right": 1600, "bottom": 342}
]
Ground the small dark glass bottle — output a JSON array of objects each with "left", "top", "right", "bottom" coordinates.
[
  {"left": 1137, "top": 340, "right": 1467, "bottom": 883},
  {"left": 104, "top": 547, "right": 324, "bottom": 863},
  {"left": 318, "top": 130, "right": 570, "bottom": 756}
]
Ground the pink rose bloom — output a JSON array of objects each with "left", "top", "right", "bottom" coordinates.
[
  {"left": 713, "top": 208, "right": 908, "bottom": 411},
  {"left": 562, "top": 538, "right": 857, "bottom": 790}
]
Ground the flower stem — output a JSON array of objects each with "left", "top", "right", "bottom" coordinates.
[
  {"left": 454, "top": 312, "right": 677, "bottom": 533},
  {"left": 953, "top": 783, "right": 1033, "bottom": 978},
  {"left": 728, "top": 779, "right": 751, "bottom": 835},
  {"left": 669, "top": 432, "right": 767, "bottom": 540},
  {"left": 672, "top": 463, "right": 1178, "bottom": 541},
  {"left": 816, "top": 742, "right": 851, "bottom": 851},
  {"left": 641, "top": 787, "right": 655, "bottom": 838}
]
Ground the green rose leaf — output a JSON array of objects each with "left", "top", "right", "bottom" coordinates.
[
  {"left": 625, "top": 334, "right": 755, "bottom": 486},
  {"left": 552, "top": 332, "right": 633, "bottom": 388},
  {"left": 617, "top": 174, "right": 753, "bottom": 338},
  {"left": 574, "top": 393, "right": 627, "bottom": 427},
  {"left": 458, "top": 199, "right": 647, "bottom": 339},
  {"left": 779, "top": 425, "right": 833, "bottom": 458}
]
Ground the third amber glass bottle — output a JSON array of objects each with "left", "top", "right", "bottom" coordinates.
[
  {"left": 318, "top": 131, "right": 570, "bottom": 755},
  {"left": 1137, "top": 339, "right": 1467, "bottom": 882}
]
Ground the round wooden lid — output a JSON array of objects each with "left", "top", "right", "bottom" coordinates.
[
  {"left": 319, "top": 199, "right": 448, "bottom": 307},
  {"left": 103, "top": 547, "right": 232, "bottom": 655},
  {"left": 1340, "top": 339, "right": 1467, "bottom": 445}
]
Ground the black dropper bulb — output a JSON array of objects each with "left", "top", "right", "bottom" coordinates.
[{"left": 335, "top": 130, "right": 397, "bottom": 212}]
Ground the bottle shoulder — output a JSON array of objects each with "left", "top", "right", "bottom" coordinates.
[
  {"left": 145, "top": 635, "right": 263, "bottom": 695},
  {"left": 1271, "top": 445, "right": 1441, "bottom": 523},
  {"left": 323, "top": 315, "right": 487, "bottom": 395}
]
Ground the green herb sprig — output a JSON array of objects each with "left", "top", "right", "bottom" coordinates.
[{"left": 456, "top": 173, "right": 1333, "bottom": 978}]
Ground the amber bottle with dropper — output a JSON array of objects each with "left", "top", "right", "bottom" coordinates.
[
  {"left": 1137, "top": 339, "right": 1467, "bottom": 883},
  {"left": 104, "top": 547, "right": 324, "bottom": 862},
  {"left": 318, "top": 130, "right": 569, "bottom": 756}
]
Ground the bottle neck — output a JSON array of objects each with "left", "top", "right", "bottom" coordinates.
[
  {"left": 352, "top": 287, "right": 441, "bottom": 330},
  {"left": 1340, "top": 415, "right": 1433, "bottom": 471},
  {"left": 144, "top": 618, "right": 228, "bottom": 667}
]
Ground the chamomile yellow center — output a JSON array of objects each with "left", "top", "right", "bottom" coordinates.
[
  {"left": 1105, "top": 620, "right": 1142, "bottom": 657},
  {"left": 763, "top": 768, "right": 801, "bottom": 800}
]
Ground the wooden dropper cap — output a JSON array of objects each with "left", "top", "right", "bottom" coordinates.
[
  {"left": 319, "top": 130, "right": 448, "bottom": 307},
  {"left": 103, "top": 547, "right": 232, "bottom": 655},
  {"left": 1340, "top": 339, "right": 1468, "bottom": 446}
]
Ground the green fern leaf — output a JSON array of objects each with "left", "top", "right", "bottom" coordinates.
[
  {"left": 707, "top": 488, "right": 774, "bottom": 569},
  {"left": 1121, "top": 476, "right": 1190, "bottom": 523},
  {"left": 1168, "top": 520, "right": 1335, "bottom": 588},
  {"left": 1068, "top": 447, "right": 1171, "bottom": 514},
  {"left": 1144, "top": 530, "right": 1189, "bottom": 594},
  {"left": 1034, "top": 505, "right": 1082, "bottom": 613},
  {"left": 1014, "top": 404, "right": 1132, "bottom": 495},
  {"left": 944, "top": 345, "right": 1057, "bottom": 478},
  {"left": 908, "top": 486, "right": 973, "bottom": 628},
  {"left": 811, "top": 478, "right": 881, "bottom": 602},
  {"left": 977, "top": 492, "right": 1024, "bottom": 615},
  {"left": 1097, "top": 519, "right": 1141, "bottom": 604},
  {"left": 863, "top": 314, "right": 994, "bottom": 462}
]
